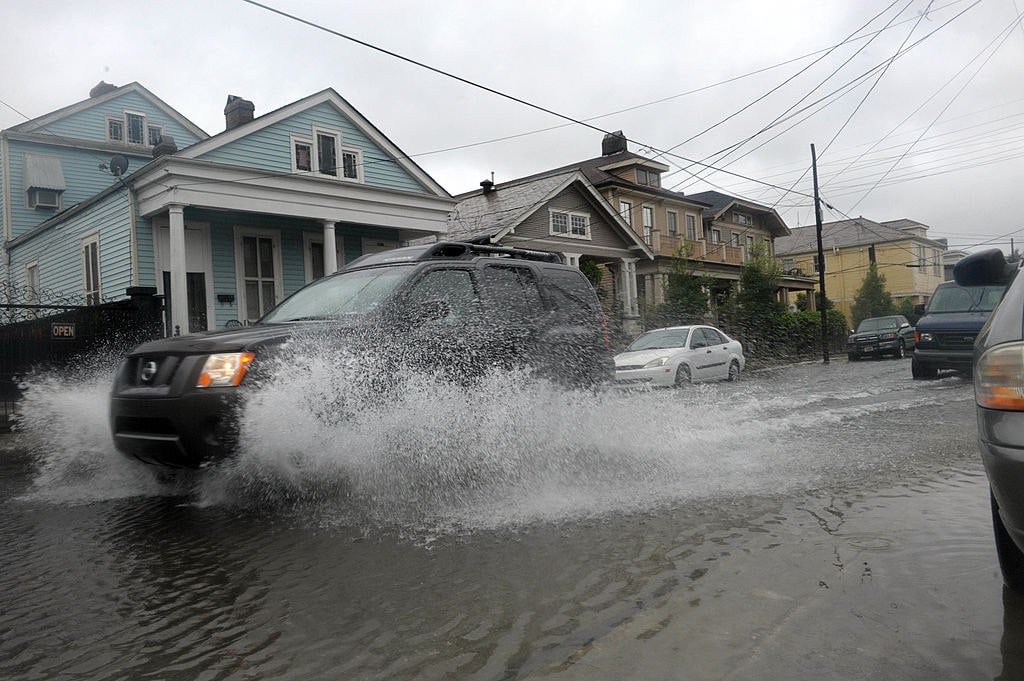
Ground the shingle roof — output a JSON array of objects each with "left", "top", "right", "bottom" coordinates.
[
  {"left": 774, "top": 217, "right": 916, "bottom": 255},
  {"left": 448, "top": 172, "right": 577, "bottom": 242},
  {"left": 685, "top": 190, "right": 790, "bottom": 237}
]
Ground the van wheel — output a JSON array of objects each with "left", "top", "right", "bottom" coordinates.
[
  {"left": 675, "top": 364, "right": 692, "bottom": 387},
  {"left": 727, "top": 360, "right": 740, "bottom": 381},
  {"left": 911, "top": 356, "right": 937, "bottom": 379},
  {"left": 992, "top": 491, "right": 1024, "bottom": 592}
]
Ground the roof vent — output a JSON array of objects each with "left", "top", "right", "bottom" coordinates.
[
  {"left": 602, "top": 130, "right": 627, "bottom": 156},
  {"left": 480, "top": 179, "right": 495, "bottom": 194},
  {"left": 89, "top": 81, "right": 118, "bottom": 98}
]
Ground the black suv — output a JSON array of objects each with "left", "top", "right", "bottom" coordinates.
[
  {"left": 110, "top": 242, "right": 613, "bottom": 468},
  {"left": 846, "top": 315, "right": 915, "bottom": 361}
]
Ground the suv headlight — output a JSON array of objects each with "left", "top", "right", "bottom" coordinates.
[
  {"left": 197, "top": 352, "right": 256, "bottom": 388},
  {"left": 976, "top": 343, "right": 1024, "bottom": 410},
  {"left": 643, "top": 356, "right": 669, "bottom": 369}
]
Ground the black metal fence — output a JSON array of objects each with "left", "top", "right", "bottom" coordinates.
[{"left": 0, "top": 285, "right": 164, "bottom": 432}]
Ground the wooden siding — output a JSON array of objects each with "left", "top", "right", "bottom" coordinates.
[
  {"left": 8, "top": 191, "right": 133, "bottom": 301},
  {"left": 513, "top": 186, "right": 627, "bottom": 250},
  {"left": 196, "top": 102, "right": 429, "bottom": 194},
  {"left": 39, "top": 90, "right": 203, "bottom": 149}
]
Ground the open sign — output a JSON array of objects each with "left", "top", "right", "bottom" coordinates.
[{"left": 51, "top": 323, "right": 76, "bottom": 339}]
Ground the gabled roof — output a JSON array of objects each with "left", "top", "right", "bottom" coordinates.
[
  {"left": 176, "top": 88, "right": 450, "bottom": 198},
  {"left": 7, "top": 82, "right": 208, "bottom": 140},
  {"left": 685, "top": 189, "right": 790, "bottom": 237},
  {"left": 448, "top": 170, "right": 654, "bottom": 258},
  {"left": 458, "top": 150, "right": 711, "bottom": 211},
  {"left": 774, "top": 217, "right": 944, "bottom": 256}
]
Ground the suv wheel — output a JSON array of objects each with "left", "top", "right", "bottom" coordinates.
[
  {"left": 911, "top": 355, "right": 938, "bottom": 379},
  {"left": 675, "top": 364, "right": 692, "bottom": 387},
  {"left": 848, "top": 352, "right": 859, "bottom": 362},
  {"left": 992, "top": 491, "right": 1024, "bottom": 592}
]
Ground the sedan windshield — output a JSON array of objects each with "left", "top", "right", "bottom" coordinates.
[
  {"left": 260, "top": 266, "right": 413, "bottom": 323},
  {"left": 625, "top": 327, "right": 691, "bottom": 351}
]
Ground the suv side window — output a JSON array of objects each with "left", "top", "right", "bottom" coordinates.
[
  {"left": 543, "top": 268, "right": 600, "bottom": 323},
  {"left": 481, "top": 264, "right": 543, "bottom": 324},
  {"left": 405, "top": 268, "right": 481, "bottom": 325}
]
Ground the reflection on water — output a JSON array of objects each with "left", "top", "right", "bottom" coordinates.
[{"left": 2, "top": 355, "right": 1015, "bottom": 680}]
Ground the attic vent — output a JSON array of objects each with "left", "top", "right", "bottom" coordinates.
[{"left": 602, "top": 131, "right": 627, "bottom": 156}]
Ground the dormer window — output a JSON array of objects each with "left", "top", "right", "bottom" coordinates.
[
  {"left": 734, "top": 211, "right": 752, "bottom": 226},
  {"left": 292, "top": 129, "right": 362, "bottom": 181},
  {"left": 106, "top": 112, "right": 162, "bottom": 146},
  {"left": 636, "top": 168, "right": 661, "bottom": 187}
]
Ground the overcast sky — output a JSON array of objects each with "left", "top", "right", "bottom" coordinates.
[{"left": 3, "top": 0, "right": 1022, "bottom": 253}]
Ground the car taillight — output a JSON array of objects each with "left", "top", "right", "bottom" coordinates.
[{"left": 976, "top": 342, "right": 1024, "bottom": 410}]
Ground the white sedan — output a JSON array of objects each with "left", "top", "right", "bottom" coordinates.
[{"left": 614, "top": 325, "right": 745, "bottom": 387}]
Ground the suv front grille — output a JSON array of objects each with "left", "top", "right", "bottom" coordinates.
[{"left": 123, "top": 355, "right": 182, "bottom": 388}]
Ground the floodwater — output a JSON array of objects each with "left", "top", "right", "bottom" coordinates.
[{"left": 1, "top": 354, "right": 1021, "bottom": 680}]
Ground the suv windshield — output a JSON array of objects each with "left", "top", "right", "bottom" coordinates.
[
  {"left": 626, "top": 328, "right": 691, "bottom": 351},
  {"left": 927, "top": 284, "right": 1005, "bottom": 314},
  {"left": 856, "top": 317, "right": 900, "bottom": 332},
  {"left": 260, "top": 265, "right": 413, "bottom": 323}
]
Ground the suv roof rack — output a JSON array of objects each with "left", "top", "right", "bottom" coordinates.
[{"left": 345, "top": 241, "right": 563, "bottom": 270}]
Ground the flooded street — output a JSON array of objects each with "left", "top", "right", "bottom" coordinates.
[{"left": 2, "top": 357, "right": 1021, "bottom": 680}]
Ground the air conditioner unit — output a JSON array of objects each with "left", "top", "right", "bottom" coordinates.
[{"left": 29, "top": 189, "right": 60, "bottom": 209}]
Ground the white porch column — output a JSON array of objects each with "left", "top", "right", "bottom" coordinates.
[
  {"left": 562, "top": 252, "right": 581, "bottom": 268},
  {"left": 323, "top": 220, "right": 338, "bottom": 275},
  {"left": 168, "top": 204, "right": 189, "bottom": 336},
  {"left": 619, "top": 258, "right": 639, "bottom": 317}
]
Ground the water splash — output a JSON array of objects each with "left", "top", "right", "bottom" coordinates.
[{"left": 12, "top": 343, "right": 956, "bottom": 532}]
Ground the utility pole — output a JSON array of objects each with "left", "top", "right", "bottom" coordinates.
[{"left": 811, "top": 144, "right": 829, "bottom": 364}]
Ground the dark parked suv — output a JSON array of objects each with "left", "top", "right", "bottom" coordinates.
[
  {"left": 953, "top": 249, "right": 1024, "bottom": 590},
  {"left": 911, "top": 280, "right": 1006, "bottom": 379},
  {"left": 110, "top": 242, "right": 614, "bottom": 468},
  {"left": 846, "top": 315, "right": 915, "bottom": 361}
]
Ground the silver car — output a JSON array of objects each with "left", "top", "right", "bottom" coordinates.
[
  {"left": 614, "top": 325, "right": 744, "bottom": 388},
  {"left": 954, "top": 249, "right": 1024, "bottom": 590}
]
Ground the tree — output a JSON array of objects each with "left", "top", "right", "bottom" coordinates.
[
  {"left": 642, "top": 244, "right": 710, "bottom": 328},
  {"left": 896, "top": 297, "right": 920, "bottom": 325},
  {"left": 851, "top": 261, "right": 895, "bottom": 327},
  {"left": 732, "top": 241, "right": 788, "bottom": 356},
  {"left": 795, "top": 291, "right": 834, "bottom": 312}
]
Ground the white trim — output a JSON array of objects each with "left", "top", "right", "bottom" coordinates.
[
  {"left": 234, "top": 226, "right": 284, "bottom": 323},
  {"left": 81, "top": 232, "right": 101, "bottom": 304},
  {"left": 124, "top": 110, "right": 149, "bottom": 146},
  {"left": 290, "top": 134, "right": 314, "bottom": 173},
  {"left": 341, "top": 147, "right": 363, "bottom": 182},
  {"left": 548, "top": 207, "right": 592, "bottom": 241}
]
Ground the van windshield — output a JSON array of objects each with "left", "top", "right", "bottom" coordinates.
[
  {"left": 260, "top": 266, "right": 413, "bottom": 323},
  {"left": 927, "top": 284, "right": 1005, "bottom": 313}
]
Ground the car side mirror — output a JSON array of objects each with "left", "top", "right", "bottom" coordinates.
[
  {"left": 954, "top": 248, "right": 1017, "bottom": 287},
  {"left": 900, "top": 322, "right": 910, "bottom": 329}
]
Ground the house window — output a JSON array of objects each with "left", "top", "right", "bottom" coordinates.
[
  {"left": 317, "top": 131, "right": 339, "bottom": 176},
  {"left": 686, "top": 214, "right": 696, "bottom": 240},
  {"left": 642, "top": 207, "right": 654, "bottom": 245},
  {"left": 107, "top": 117, "right": 124, "bottom": 142},
  {"left": 25, "top": 262, "right": 40, "bottom": 305},
  {"left": 237, "top": 231, "right": 282, "bottom": 323},
  {"left": 667, "top": 211, "right": 678, "bottom": 237},
  {"left": 747, "top": 235, "right": 755, "bottom": 251},
  {"left": 619, "top": 201, "right": 632, "bottom": 224},
  {"left": 731, "top": 233, "right": 740, "bottom": 247},
  {"left": 342, "top": 149, "right": 361, "bottom": 181},
  {"left": 734, "top": 212, "right": 752, "bottom": 226},
  {"left": 82, "top": 234, "right": 101, "bottom": 306},
  {"left": 635, "top": 168, "right": 660, "bottom": 187},
  {"left": 126, "top": 112, "right": 146, "bottom": 145},
  {"left": 148, "top": 125, "right": 164, "bottom": 146},
  {"left": 549, "top": 209, "right": 591, "bottom": 240},
  {"left": 711, "top": 229, "right": 722, "bottom": 244},
  {"left": 293, "top": 137, "right": 313, "bottom": 172}
]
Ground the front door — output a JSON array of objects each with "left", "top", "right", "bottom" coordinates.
[{"left": 155, "top": 223, "right": 213, "bottom": 334}]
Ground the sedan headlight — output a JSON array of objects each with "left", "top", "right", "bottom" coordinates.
[
  {"left": 976, "top": 343, "right": 1024, "bottom": 410},
  {"left": 643, "top": 356, "right": 670, "bottom": 369},
  {"left": 196, "top": 352, "right": 256, "bottom": 388}
]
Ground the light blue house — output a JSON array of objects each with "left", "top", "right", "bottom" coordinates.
[{"left": 1, "top": 82, "right": 455, "bottom": 335}]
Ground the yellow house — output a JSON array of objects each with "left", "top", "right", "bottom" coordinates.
[{"left": 774, "top": 217, "right": 946, "bottom": 327}]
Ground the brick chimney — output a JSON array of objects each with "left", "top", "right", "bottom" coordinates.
[
  {"left": 152, "top": 134, "right": 178, "bottom": 158},
  {"left": 602, "top": 130, "right": 627, "bottom": 156},
  {"left": 224, "top": 95, "right": 255, "bottom": 130},
  {"left": 90, "top": 81, "right": 117, "bottom": 98}
]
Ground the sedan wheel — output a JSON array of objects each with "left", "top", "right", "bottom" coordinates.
[
  {"left": 992, "top": 491, "right": 1024, "bottom": 592},
  {"left": 727, "top": 360, "right": 740, "bottom": 382},
  {"left": 894, "top": 341, "right": 905, "bottom": 359},
  {"left": 675, "top": 364, "right": 692, "bottom": 387}
]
